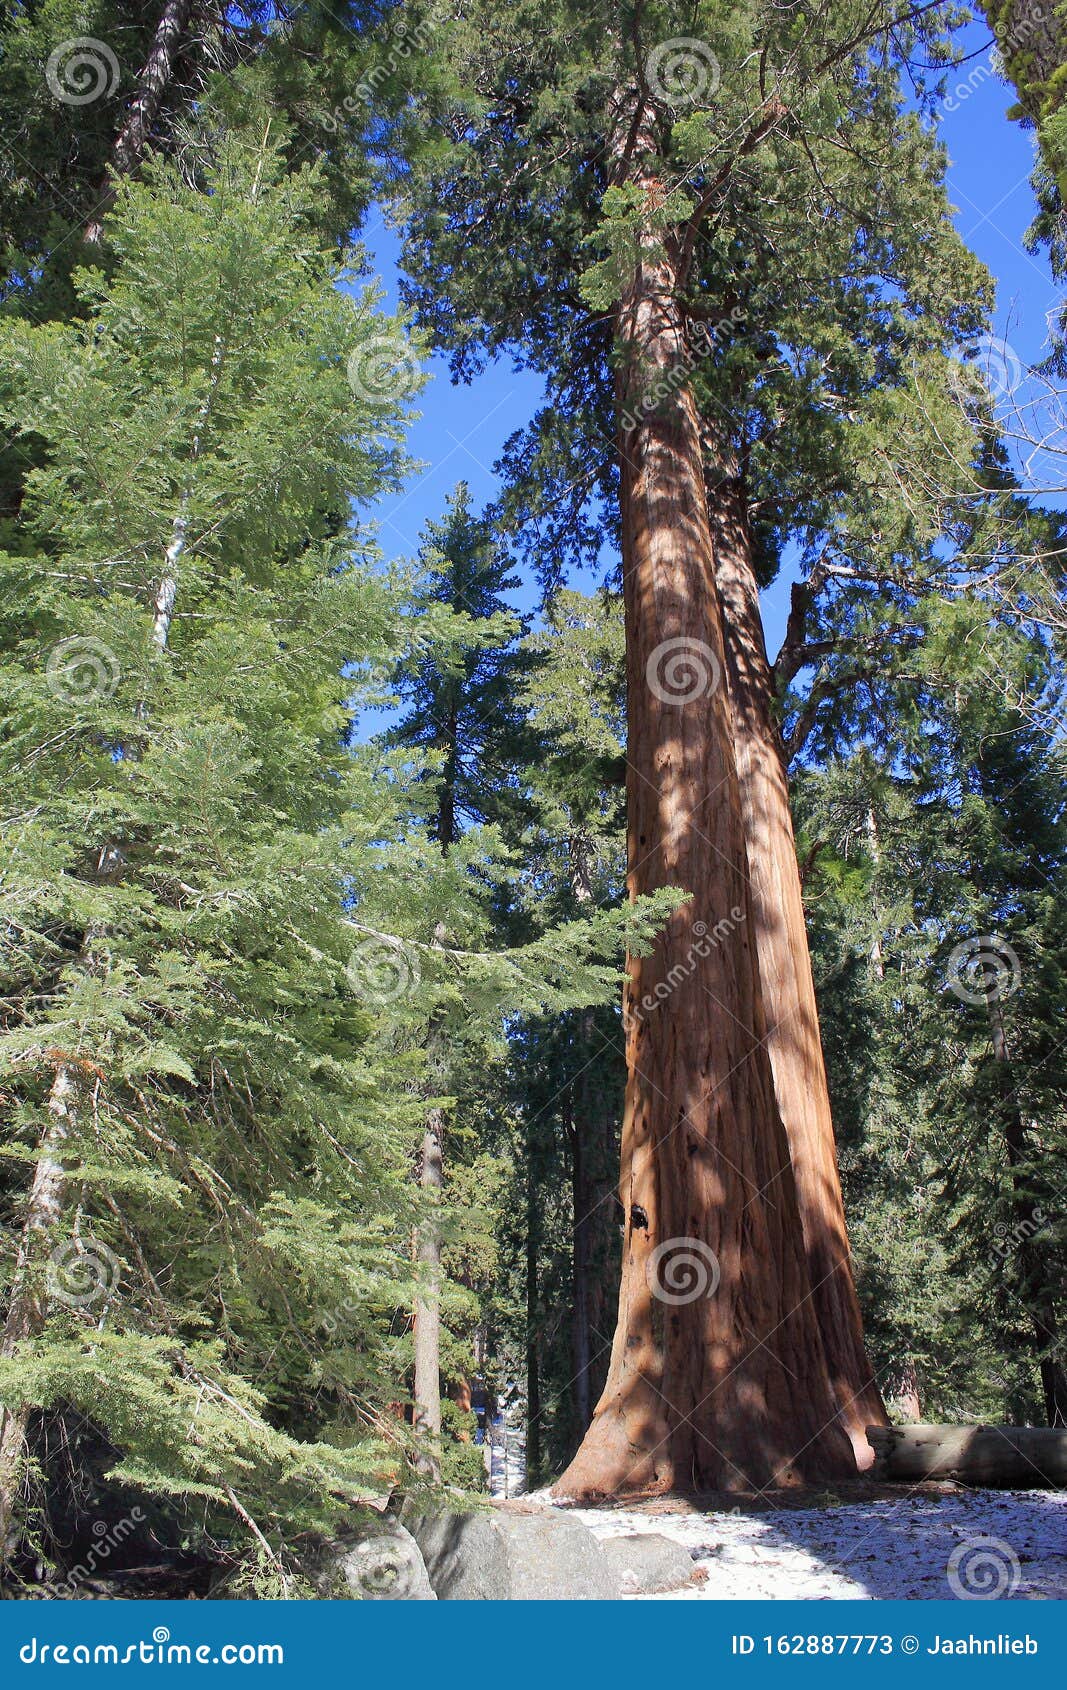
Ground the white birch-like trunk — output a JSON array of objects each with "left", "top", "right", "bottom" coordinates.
[{"left": 0, "top": 1063, "right": 83, "bottom": 1547}]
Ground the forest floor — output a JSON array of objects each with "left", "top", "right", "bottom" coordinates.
[{"left": 538, "top": 1485, "right": 1067, "bottom": 1600}]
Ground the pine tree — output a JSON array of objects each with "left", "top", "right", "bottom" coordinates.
[
  {"left": 513, "top": 589, "right": 628, "bottom": 1468},
  {"left": 385, "top": 486, "right": 529, "bottom": 1475},
  {"left": 0, "top": 132, "right": 428, "bottom": 1575},
  {"left": 796, "top": 610, "right": 1067, "bottom": 1427},
  {"left": 388, "top": 483, "right": 535, "bottom": 847}
]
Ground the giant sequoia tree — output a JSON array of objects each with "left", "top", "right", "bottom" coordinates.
[{"left": 396, "top": 0, "right": 993, "bottom": 1492}]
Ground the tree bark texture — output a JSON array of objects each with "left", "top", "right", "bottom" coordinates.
[
  {"left": 554, "top": 112, "right": 854, "bottom": 1498},
  {"left": 708, "top": 455, "right": 886, "bottom": 1464},
  {"left": 0, "top": 1062, "right": 84, "bottom": 1549},
  {"left": 85, "top": 0, "right": 195, "bottom": 244},
  {"left": 868, "top": 1422, "right": 1067, "bottom": 1485}
]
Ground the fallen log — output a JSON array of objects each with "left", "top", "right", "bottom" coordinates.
[{"left": 866, "top": 1423, "right": 1067, "bottom": 1486}]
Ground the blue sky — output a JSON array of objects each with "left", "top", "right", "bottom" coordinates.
[{"left": 357, "top": 16, "right": 1057, "bottom": 661}]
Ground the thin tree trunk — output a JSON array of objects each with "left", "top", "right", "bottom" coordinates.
[
  {"left": 554, "top": 110, "right": 853, "bottom": 1498},
  {"left": 525, "top": 1141, "right": 542, "bottom": 1485},
  {"left": 413, "top": 917, "right": 451, "bottom": 1476},
  {"left": 567, "top": 838, "right": 597, "bottom": 1438},
  {"left": 412, "top": 1111, "right": 444, "bottom": 1472},
  {"left": 885, "top": 1358, "right": 922, "bottom": 1422},
  {"left": 569, "top": 1100, "right": 592, "bottom": 1434},
  {"left": 0, "top": 1063, "right": 83, "bottom": 1549},
  {"left": 707, "top": 455, "right": 885, "bottom": 1464},
  {"left": 85, "top": 0, "right": 195, "bottom": 243},
  {"left": 866, "top": 808, "right": 887, "bottom": 980}
]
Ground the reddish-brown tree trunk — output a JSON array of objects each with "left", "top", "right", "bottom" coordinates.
[
  {"left": 707, "top": 456, "right": 885, "bottom": 1464},
  {"left": 553, "top": 122, "right": 853, "bottom": 1498}
]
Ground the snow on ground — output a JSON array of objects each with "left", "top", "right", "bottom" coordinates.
[{"left": 554, "top": 1490, "right": 1067, "bottom": 1600}]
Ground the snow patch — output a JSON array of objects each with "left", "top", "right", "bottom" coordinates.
[{"left": 551, "top": 1490, "right": 1067, "bottom": 1601}]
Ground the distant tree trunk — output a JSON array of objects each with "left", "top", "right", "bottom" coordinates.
[
  {"left": 708, "top": 454, "right": 885, "bottom": 1464},
  {"left": 450, "top": 1376, "right": 473, "bottom": 1439},
  {"left": 525, "top": 1147, "right": 541, "bottom": 1484},
  {"left": 568, "top": 1097, "right": 593, "bottom": 1435},
  {"left": 565, "top": 838, "right": 617, "bottom": 1440},
  {"left": 85, "top": 0, "right": 195, "bottom": 243},
  {"left": 986, "top": 995, "right": 1067, "bottom": 1427},
  {"left": 866, "top": 808, "right": 886, "bottom": 980},
  {"left": 554, "top": 106, "right": 853, "bottom": 1498},
  {"left": 436, "top": 695, "right": 459, "bottom": 851},
  {"left": 413, "top": 906, "right": 451, "bottom": 1475},
  {"left": 413, "top": 1110, "right": 444, "bottom": 1472},
  {"left": 568, "top": 1030, "right": 620, "bottom": 1444},
  {"left": 0, "top": 1062, "right": 84, "bottom": 1549},
  {"left": 885, "top": 1358, "right": 922, "bottom": 1423}
]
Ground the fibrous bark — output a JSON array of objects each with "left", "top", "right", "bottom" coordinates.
[
  {"left": 85, "top": 0, "right": 196, "bottom": 244},
  {"left": 553, "top": 108, "right": 854, "bottom": 1499},
  {"left": 707, "top": 454, "right": 886, "bottom": 1464}
]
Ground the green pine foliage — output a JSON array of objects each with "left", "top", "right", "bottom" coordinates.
[{"left": 0, "top": 134, "right": 430, "bottom": 1578}]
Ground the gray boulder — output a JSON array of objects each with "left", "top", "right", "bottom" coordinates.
[
  {"left": 600, "top": 1532, "right": 698, "bottom": 1594},
  {"left": 313, "top": 1521, "right": 436, "bottom": 1600},
  {"left": 410, "top": 1506, "right": 621, "bottom": 1600}
]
